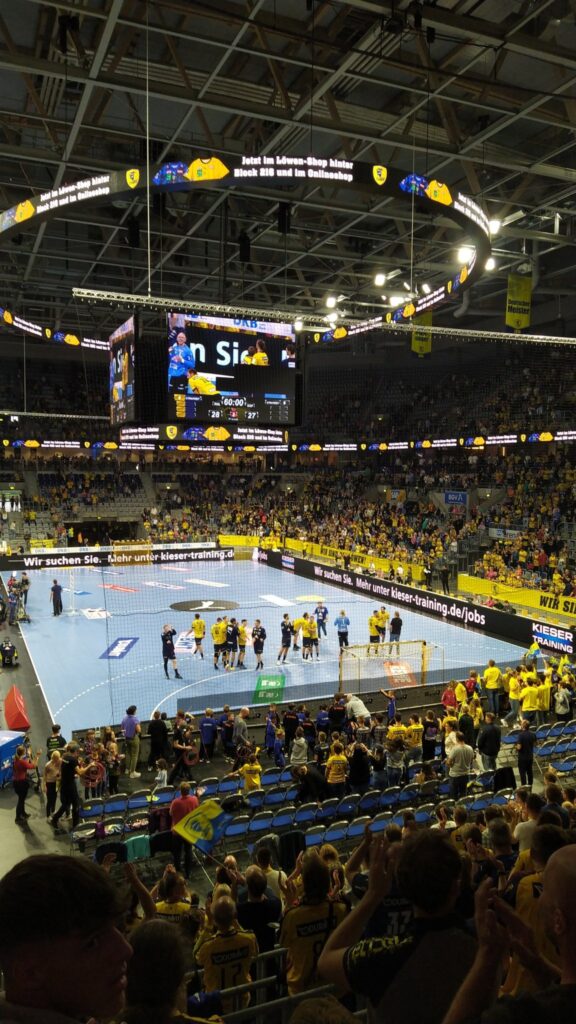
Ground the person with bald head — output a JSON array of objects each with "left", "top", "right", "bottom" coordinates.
[{"left": 442, "top": 844, "right": 576, "bottom": 1024}]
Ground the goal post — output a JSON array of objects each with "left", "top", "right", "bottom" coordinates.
[{"left": 338, "top": 640, "right": 444, "bottom": 694}]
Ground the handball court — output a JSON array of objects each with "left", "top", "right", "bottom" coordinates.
[{"left": 3, "top": 559, "right": 527, "bottom": 736}]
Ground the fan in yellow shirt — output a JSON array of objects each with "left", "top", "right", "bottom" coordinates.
[
  {"left": 195, "top": 897, "right": 258, "bottom": 1012},
  {"left": 454, "top": 680, "right": 468, "bottom": 705}
]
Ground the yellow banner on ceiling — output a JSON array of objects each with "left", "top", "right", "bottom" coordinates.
[
  {"left": 411, "top": 312, "right": 432, "bottom": 357},
  {"left": 505, "top": 273, "right": 532, "bottom": 330}
]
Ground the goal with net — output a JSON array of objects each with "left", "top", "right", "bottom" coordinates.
[{"left": 339, "top": 640, "right": 445, "bottom": 694}]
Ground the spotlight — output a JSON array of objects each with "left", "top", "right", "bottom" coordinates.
[
  {"left": 294, "top": 318, "right": 303, "bottom": 332},
  {"left": 325, "top": 295, "right": 337, "bottom": 309},
  {"left": 380, "top": 295, "right": 388, "bottom": 303},
  {"left": 403, "top": 281, "right": 411, "bottom": 291},
  {"left": 485, "top": 256, "right": 496, "bottom": 271},
  {"left": 389, "top": 295, "right": 404, "bottom": 306},
  {"left": 457, "top": 245, "right": 475, "bottom": 263},
  {"left": 326, "top": 311, "right": 338, "bottom": 323},
  {"left": 374, "top": 272, "right": 387, "bottom": 287},
  {"left": 488, "top": 219, "right": 501, "bottom": 235},
  {"left": 422, "top": 282, "right": 431, "bottom": 295}
]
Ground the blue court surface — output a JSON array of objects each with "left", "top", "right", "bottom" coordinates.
[{"left": 5, "top": 560, "right": 527, "bottom": 735}]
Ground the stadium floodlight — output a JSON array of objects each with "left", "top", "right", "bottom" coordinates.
[
  {"left": 380, "top": 295, "right": 388, "bottom": 303},
  {"left": 374, "top": 272, "right": 387, "bottom": 287},
  {"left": 422, "top": 283, "right": 431, "bottom": 294},
  {"left": 293, "top": 318, "right": 303, "bottom": 331},
  {"left": 457, "top": 245, "right": 475, "bottom": 263},
  {"left": 325, "top": 295, "right": 337, "bottom": 309},
  {"left": 488, "top": 219, "right": 501, "bottom": 235},
  {"left": 485, "top": 256, "right": 496, "bottom": 271},
  {"left": 389, "top": 294, "right": 404, "bottom": 306},
  {"left": 403, "top": 280, "right": 411, "bottom": 291},
  {"left": 326, "top": 311, "right": 338, "bottom": 323}
]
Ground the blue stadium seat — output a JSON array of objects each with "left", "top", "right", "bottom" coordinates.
[
  {"left": 563, "top": 719, "right": 576, "bottom": 735},
  {"left": 553, "top": 736, "right": 572, "bottom": 757},
  {"left": 263, "top": 785, "right": 287, "bottom": 808},
  {"left": 548, "top": 721, "right": 566, "bottom": 738},
  {"left": 399, "top": 783, "right": 420, "bottom": 806},
  {"left": 271, "top": 805, "right": 296, "bottom": 831},
  {"left": 472, "top": 771, "right": 494, "bottom": 791},
  {"left": 79, "top": 798, "right": 104, "bottom": 821},
  {"left": 124, "top": 809, "right": 149, "bottom": 834},
  {"left": 418, "top": 780, "right": 440, "bottom": 803},
  {"left": 247, "top": 811, "right": 274, "bottom": 840},
  {"left": 315, "top": 798, "right": 339, "bottom": 823},
  {"left": 103, "top": 794, "right": 128, "bottom": 816},
  {"left": 218, "top": 777, "right": 244, "bottom": 795},
  {"left": 223, "top": 815, "right": 250, "bottom": 847},
  {"left": 150, "top": 786, "right": 175, "bottom": 805},
  {"left": 294, "top": 802, "right": 317, "bottom": 827},
  {"left": 346, "top": 815, "right": 373, "bottom": 844},
  {"left": 324, "top": 820, "right": 348, "bottom": 845},
  {"left": 358, "top": 789, "right": 380, "bottom": 815},
  {"left": 127, "top": 789, "right": 151, "bottom": 810},
  {"left": 284, "top": 784, "right": 300, "bottom": 802},
  {"left": 305, "top": 825, "right": 326, "bottom": 847},
  {"left": 414, "top": 804, "right": 435, "bottom": 827},
  {"left": 369, "top": 811, "right": 392, "bottom": 834},
  {"left": 246, "top": 788, "right": 265, "bottom": 811},
  {"left": 379, "top": 787, "right": 401, "bottom": 809},
  {"left": 502, "top": 728, "right": 521, "bottom": 746},
  {"left": 491, "top": 788, "right": 515, "bottom": 806},
  {"left": 335, "top": 793, "right": 361, "bottom": 818},
  {"left": 261, "top": 768, "right": 282, "bottom": 788},
  {"left": 406, "top": 761, "right": 424, "bottom": 781},
  {"left": 535, "top": 723, "right": 552, "bottom": 742},
  {"left": 197, "top": 777, "right": 219, "bottom": 798}
]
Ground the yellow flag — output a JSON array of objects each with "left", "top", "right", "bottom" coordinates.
[
  {"left": 506, "top": 274, "right": 532, "bottom": 330},
  {"left": 412, "top": 311, "right": 432, "bottom": 357},
  {"left": 172, "top": 798, "right": 231, "bottom": 853}
]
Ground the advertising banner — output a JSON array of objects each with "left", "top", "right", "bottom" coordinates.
[
  {"left": 0, "top": 544, "right": 233, "bottom": 572},
  {"left": 261, "top": 550, "right": 574, "bottom": 655}
]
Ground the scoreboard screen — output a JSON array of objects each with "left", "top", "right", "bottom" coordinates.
[
  {"left": 166, "top": 312, "right": 296, "bottom": 425},
  {"left": 109, "top": 315, "right": 136, "bottom": 425}
]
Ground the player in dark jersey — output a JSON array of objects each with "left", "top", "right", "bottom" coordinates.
[
  {"left": 225, "top": 617, "right": 240, "bottom": 671},
  {"left": 162, "top": 625, "right": 182, "bottom": 679},
  {"left": 278, "top": 613, "right": 292, "bottom": 663},
  {"left": 252, "top": 620, "right": 267, "bottom": 670}
]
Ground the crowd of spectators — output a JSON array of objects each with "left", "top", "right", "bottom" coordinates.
[{"left": 4, "top": 666, "right": 576, "bottom": 1022}]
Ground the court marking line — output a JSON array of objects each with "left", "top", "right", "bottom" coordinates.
[{"left": 260, "top": 594, "right": 295, "bottom": 606}]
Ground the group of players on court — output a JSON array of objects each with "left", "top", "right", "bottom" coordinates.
[{"left": 161, "top": 601, "right": 403, "bottom": 679}]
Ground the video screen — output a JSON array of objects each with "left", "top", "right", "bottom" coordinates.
[
  {"left": 109, "top": 315, "right": 135, "bottom": 425},
  {"left": 167, "top": 312, "right": 296, "bottom": 425}
]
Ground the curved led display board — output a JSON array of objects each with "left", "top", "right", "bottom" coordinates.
[{"left": 0, "top": 155, "right": 490, "bottom": 343}]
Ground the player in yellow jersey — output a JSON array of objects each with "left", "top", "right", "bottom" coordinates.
[
  {"left": 211, "top": 617, "right": 226, "bottom": 671},
  {"left": 307, "top": 614, "right": 320, "bottom": 660},
  {"left": 185, "top": 612, "right": 205, "bottom": 659},
  {"left": 292, "top": 612, "right": 308, "bottom": 653},
  {"left": 237, "top": 619, "right": 248, "bottom": 669},
  {"left": 376, "top": 606, "right": 390, "bottom": 643},
  {"left": 368, "top": 610, "right": 380, "bottom": 656},
  {"left": 251, "top": 339, "right": 269, "bottom": 366},
  {"left": 302, "top": 614, "right": 314, "bottom": 660}
]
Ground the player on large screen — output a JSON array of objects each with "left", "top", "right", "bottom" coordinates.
[
  {"left": 109, "top": 315, "right": 135, "bottom": 425},
  {"left": 167, "top": 312, "right": 296, "bottom": 424}
]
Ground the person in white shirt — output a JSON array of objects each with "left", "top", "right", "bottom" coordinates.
[
  {"left": 446, "top": 732, "right": 475, "bottom": 799},
  {"left": 513, "top": 792, "right": 545, "bottom": 852}
]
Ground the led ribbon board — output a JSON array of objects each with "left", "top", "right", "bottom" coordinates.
[{"left": 0, "top": 156, "right": 490, "bottom": 340}]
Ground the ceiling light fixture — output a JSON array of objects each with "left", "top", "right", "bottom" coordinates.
[
  {"left": 374, "top": 272, "right": 387, "bottom": 287},
  {"left": 457, "top": 245, "right": 475, "bottom": 263},
  {"left": 485, "top": 256, "right": 496, "bottom": 271},
  {"left": 325, "top": 295, "right": 337, "bottom": 309},
  {"left": 488, "top": 219, "right": 501, "bottom": 235}
]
